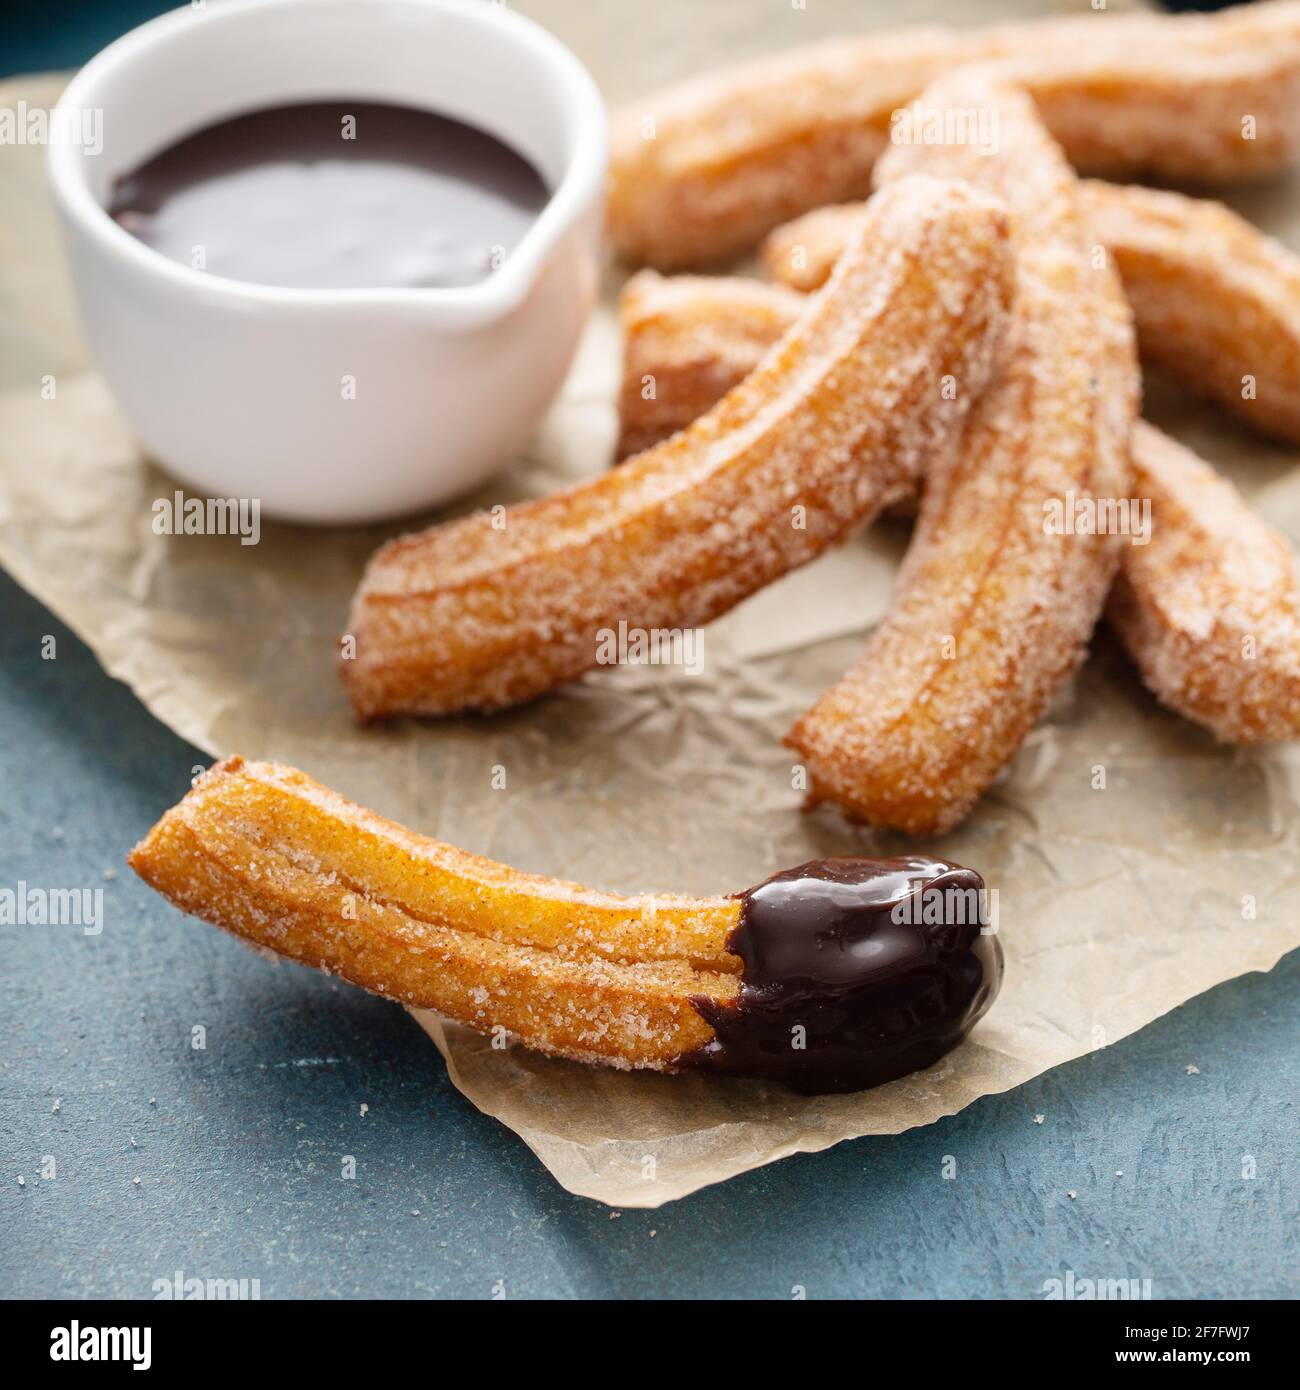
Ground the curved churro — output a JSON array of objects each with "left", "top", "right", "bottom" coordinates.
[
  {"left": 762, "top": 182, "right": 1300, "bottom": 445},
  {"left": 130, "top": 757, "right": 734, "bottom": 1068},
  {"left": 787, "top": 73, "right": 1139, "bottom": 835},
  {"left": 342, "top": 175, "right": 1013, "bottom": 719},
  {"left": 128, "top": 758, "right": 1003, "bottom": 1093},
  {"left": 610, "top": 0, "right": 1300, "bottom": 268},
  {"left": 1109, "top": 423, "right": 1300, "bottom": 743}
]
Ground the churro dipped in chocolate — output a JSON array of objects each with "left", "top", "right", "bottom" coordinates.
[{"left": 129, "top": 759, "right": 1003, "bottom": 1094}]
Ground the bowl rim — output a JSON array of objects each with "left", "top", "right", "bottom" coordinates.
[{"left": 45, "top": 0, "right": 607, "bottom": 324}]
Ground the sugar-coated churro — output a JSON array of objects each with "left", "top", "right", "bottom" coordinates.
[
  {"left": 762, "top": 182, "right": 1300, "bottom": 445},
  {"left": 609, "top": 0, "right": 1300, "bottom": 268},
  {"left": 1080, "top": 182, "right": 1300, "bottom": 446},
  {"left": 342, "top": 175, "right": 1012, "bottom": 718},
  {"left": 760, "top": 202, "right": 878, "bottom": 295},
  {"left": 128, "top": 758, "right": 1003, "bottom": 1094},
  {"left": 618, "top": 272, "right": 802, "bottom": 457},
  {"left": 615, "top": 270, "right": 805, "bottom": 460},
  {"left": 1109, "top": 422, "right": 1300, "bottom": 743},
  {"left": 786, "top": 72, "right": 1139, "bottom": 836}
]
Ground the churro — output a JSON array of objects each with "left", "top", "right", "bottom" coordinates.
[
  {"left": 1109, "top": 423, "right": 1300, "bottom": 743},
  {"left": 763, "top": 182, "right": 1300, "bottom": 445},
  {"left": 615, "top": 270, "right": 804, "bottom": 460},
  {"left": 760, "top": 203, "right": 880, "bottom": 295},
  {"left": 609, "top": 0, "right": 1300, "bottom": 268},
  {"left": 342, "top": 175, "right": 1012, "bottom": 718},
  {"left": 1081, "top": 182, "right": 1300, "bottom": 446},
  {"left": 128, "top": 758, "right": 1003, "bottom": 1093},
  {"left": 618, "top": 272, "right": 802, "bottom": 457},
  {"left": 786, "top": 72, "right": 1139, "bottom": 836}
]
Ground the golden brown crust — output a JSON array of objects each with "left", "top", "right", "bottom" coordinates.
[
  {"left": 1080, "top": 182, "right": 1300, "bottom": 445},
  {"left": 615, "top": 270, "right": 805, "bottom": 459},
  {"left": 762, "top": 183, "right": 1300, "bottom": 446},
  {"left": 609, "top": 0, "right": 1300, "bottom": 267},
  {"left": 127, "top": 758, "right": 739, "bottom": 1070},
  {"left": 760, "top": 203, "right": 872, "bottom": 295},
  {"left": 1109, "top": 422, "right": 1300, "bottom": 743},
  {"left": 785, "top": 73, "right": 1139, "bottom": 835},
  {"left": 341, "top": 176, "right": 1013, "bottom": 719}
]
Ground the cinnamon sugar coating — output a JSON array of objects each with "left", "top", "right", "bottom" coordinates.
[
  {"left": 1080, "top": 182, "right": 1300, "bottom": 446},
  {"left": 761, "top": 203, "right": 881, "bottom": 295},
  {"left": 764, "top": 182, "right": 1300, "bottom": 446},
  {"left": 128, "top": 758, "right": 740, "bottom": 1071},
  {"left": 1110, "top": 423, "right": 1300, "bottom": 743},
  {"left": 341, "top": 176, "right": 1012, "bottom": 718},
  {"left": 786, "top": 73, "right": 1139, "bottom": 835},
  {"left": 616, "top": 279, "right": 1300, "bottom": 749},
  {"left": 616, "top": 271, "right": 805, "bottom": 460},
  {"left": 609, "top": 0, "right": 1300, "bottom": 267}
]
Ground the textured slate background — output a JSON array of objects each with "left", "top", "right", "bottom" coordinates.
[{"left": 2, "top": 0, "right": 1296, "bottom": 1300}]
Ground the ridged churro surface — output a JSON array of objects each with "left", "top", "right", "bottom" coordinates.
[
  {"left": 760, "top": 202, "right": 877, "bottom": 294},
  {"left": 1110, "top": 423, "right": 1300, "bottom": 743},
  {"left": 763, "top": 182, "right": 1300, "bottom": 445},
  {"left": 1081, "top": 182, "right": 1300, "bottom": 445},
  {"left": 609, "top": 0, "right": 1300, "bottom": 267},
  {"left": 787, "top": 73, "right": 1139, "bottom": 835},
  {"left": 342, "top": 175, "right": 1012, "bottom": 718},
  {"left": 619, "top": 273, "right": 803, "bottom": 456},
  {"left": 129, "top": 762, "right": 1006, "bottom": 1089},
  {"left": 616, "top": 275, "right": 1300, "bottom": 748},
  {"left": 128, "top": 758, "right": 740, "bottom": 1070},
  {"left": 615, "top": 271, "right": 805, "bottom": 460}
]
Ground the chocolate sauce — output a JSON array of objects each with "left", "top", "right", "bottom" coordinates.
[
  {"left": 108, "top": 101, "right": 549, "bottom": 290},
  {"left": 681, "top": 856, "right": 1003, "bottom": 1094}
]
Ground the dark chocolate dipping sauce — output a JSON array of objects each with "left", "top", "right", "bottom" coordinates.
[
  {"left": 681, "top": 856, "right": 1003, "bottom": 1095},
  {"left": 108, "top": 102, "right": 549, "bottom": 290}
]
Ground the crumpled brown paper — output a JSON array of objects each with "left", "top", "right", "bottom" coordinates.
[{"left": 4, "top": 0, "right": 1300, "bottom": 1207}]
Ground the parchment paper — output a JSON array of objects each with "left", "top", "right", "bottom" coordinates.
[{"left": 4, "top": 1, "right": 1300, "bottom": 1207}]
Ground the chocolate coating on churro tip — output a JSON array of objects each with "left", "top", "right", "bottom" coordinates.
[{"left": 680, "top": 857, "right": 1003, "bottom": 1095}]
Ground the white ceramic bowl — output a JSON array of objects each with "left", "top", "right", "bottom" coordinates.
[{"left": 47, "top": 0, "right": 606, "bottom": 524}]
